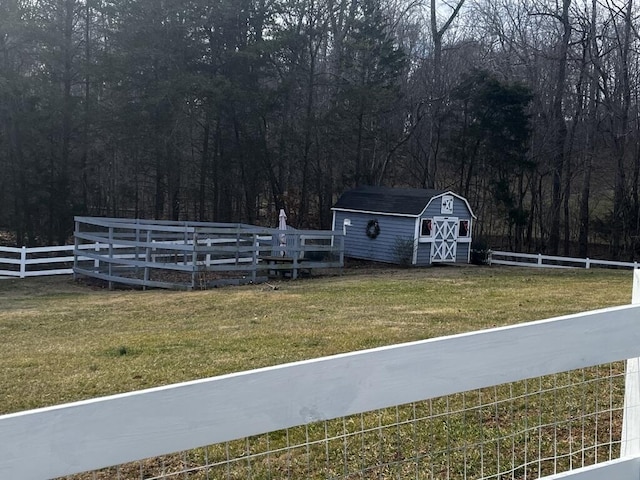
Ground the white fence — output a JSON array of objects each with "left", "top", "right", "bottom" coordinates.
[
  {"left": 0, "top": 240, "right": 303, "bottom": 279},
  {"left": 0, "top": 243, "right": 149, "bottom": 279},
  {"left": 2, "top": 245, "right": 634, "bottom": 280},
  {"left": 489, "top": 250, "right": 639, "bottom": 270},
  {"left": 0, "top": 244, "right": 93, "bottom": 278},
  {"left": 4, "top": 274, "right": 640, "bottom": 479}
]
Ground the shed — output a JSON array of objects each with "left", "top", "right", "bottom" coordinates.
[{"left": 331, "top": 186, "right": 476, "bottom": 266}]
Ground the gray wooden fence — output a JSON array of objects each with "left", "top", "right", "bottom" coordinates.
[{"left": 73, "top": 217, "right": 345, "bottom": 289}]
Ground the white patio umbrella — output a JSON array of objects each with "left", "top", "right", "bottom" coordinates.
[{"left": 278, "top": 209, "right": 287, "bottom": 257}]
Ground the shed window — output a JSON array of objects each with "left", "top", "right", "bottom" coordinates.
[
  {"left": 459, "top": 220, "right": 470, "bottom": 237},
  {"left": 420, "top": 218, "right": 433, "bottom": 237}
]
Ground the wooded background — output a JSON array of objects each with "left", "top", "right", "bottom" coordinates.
[{"left": 1, "top": 0, "right": 638, "bottom": 259}]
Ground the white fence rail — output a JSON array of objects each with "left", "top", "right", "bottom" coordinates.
[
  {"left": 0, "top": 243, "right": 165, "bottom": 279},
  {"left": 2, "top": 244, "right": 635, "bottom": 280},
  {"left": 0, "top": 241, "right": 260, "bottom": 279},
  {"left": 489, "top": 250, "right": 639, "bottom": 270},
  {"left": 4, "top": 273, "right": 640, "bottom": 479},
  {"left": 0, "top": 243, "right": 105, "bottom": 278}
]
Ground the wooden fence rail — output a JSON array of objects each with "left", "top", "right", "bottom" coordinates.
[
  {"left": 2, "top": 244, "right": 635, "bottom": 281},
  {"left": 0, "top": 235, "right": 343, "bottom": 287},
  {"left": 489, "top": 250, "right": 639, "bottom": 270},
  {"left": 0, "top": 243, "right": 108, "bottom": 278},
  {"left": 73, "top": 217, "right": 345, "bottom": 289},
  {"left": 0, "top": 242, "right": 195, "bottom": 279}
]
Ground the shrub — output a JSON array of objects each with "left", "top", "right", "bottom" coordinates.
[
  {"left": 471, "top": 237, "right": 490, "bottom": 265},
  {"left": 393, "top": 237, "right": 415, "bottom": 267}
]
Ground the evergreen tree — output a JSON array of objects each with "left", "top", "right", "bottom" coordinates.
[{"left": 448, "top": 69, "right": 533, "bottom": 248}]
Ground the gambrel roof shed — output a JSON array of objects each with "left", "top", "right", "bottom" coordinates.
[
  {"left": 333, "top": 186, "right": 476, "bottom": 218},
  {"left": 332, "top": 186, "right": 476, "bottom": 265}
]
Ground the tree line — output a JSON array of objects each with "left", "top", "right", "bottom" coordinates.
[{"left": 1, "top": 0, "right": 639, "bottom": 259}]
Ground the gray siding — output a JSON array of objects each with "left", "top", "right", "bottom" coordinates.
[
  {"left": 415, "top": 242, "right": 470, "bottom": 265},
  {"left": 457, "top": 242, "right": 471, "bottom": 263},
  {"left": 333, "top": 192, "right": 474, "bottom": 266},
  {"left": 416, "top": 243, "right": 432, "bottom": 265},
  {"left": 418, "top": 194, "right": 472, "bottom": 265},
  {"left": 421, "top": 195, "right": 470, "bottom": 219},
  {"left": 335, "top": 211, "right": 415, "bottom": 264},
  {"left": 416, "top": 239, "right": 470, "bottom": 265}
]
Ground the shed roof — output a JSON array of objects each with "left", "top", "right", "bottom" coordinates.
[{"left": 332, "top": 186, "right": 448, "bottom": 216}]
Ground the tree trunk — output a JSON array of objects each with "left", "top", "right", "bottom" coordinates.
[
  {"left": 610, "top": 0, "right": 633, "bottom": 259},
  {"left": 426, "top": 0, "right": 465, "bottom": 189},
  {"left": 547, "top": 0, "right": 572, "bottom": 255},
  {"left": 578, "top": 0, "right": 599, "bottom": 258},
  {"left": 198, "top": 121, "right": 210, "bottom": 221}
]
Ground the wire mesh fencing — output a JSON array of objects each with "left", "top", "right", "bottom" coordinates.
[{"left": 59, "top": 362, "right": 625, "bottom": 480}]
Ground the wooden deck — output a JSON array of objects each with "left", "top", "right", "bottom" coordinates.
[{"left": 259, "top": 255, "right": 305, "bottom": 279}]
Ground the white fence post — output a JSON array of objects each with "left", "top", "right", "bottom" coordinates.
[
  {"left": 538, "top": 253, "right": 543, "bottom": 266},
  {"left": 19, "top": 246, "right": 27, "bottom": 278},
  {"left": 585, "top": 258, "right": 590, "bottom": 269},
  {"left": 621, "top": 269, "right": 640, "bottom": 457}
]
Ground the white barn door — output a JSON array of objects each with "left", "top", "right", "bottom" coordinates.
[{"left": 431, "top": 217, "right": 458, "bottom": 262}]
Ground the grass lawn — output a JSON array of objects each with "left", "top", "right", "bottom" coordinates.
[{"left": 0, "top": 265, "right": 633, "bottom": 415}]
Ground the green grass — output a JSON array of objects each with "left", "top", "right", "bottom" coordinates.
[
  {"left": 2, "top": 265, "right": 634, "bottom": 479},
  {"left": 0, "top": 266, "right": 631, "bottom": 415}
]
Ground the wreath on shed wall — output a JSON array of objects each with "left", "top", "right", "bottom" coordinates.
[{"left": 366, "top": 219, "right": 380, "bottom": 239}]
